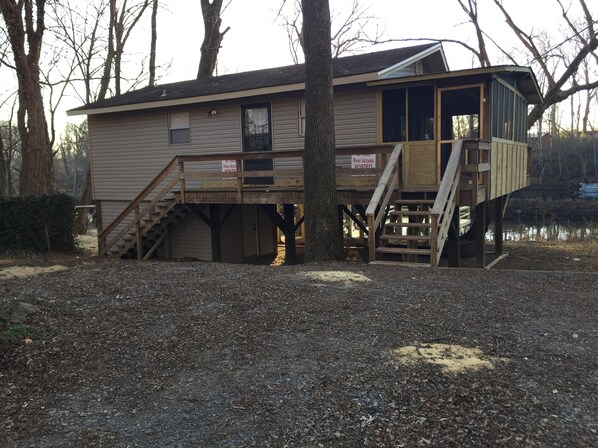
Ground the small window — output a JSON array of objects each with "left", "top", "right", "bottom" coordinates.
[
  {"left": 299, "top": 99, "right": 306, "bottom": 136},
  {"left": 169, "top": 112, "right": 190, "bottom": 144}
]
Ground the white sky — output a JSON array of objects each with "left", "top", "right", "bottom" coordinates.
[{"left": 1, "top": 0, "right": 596, "bottom": 135}]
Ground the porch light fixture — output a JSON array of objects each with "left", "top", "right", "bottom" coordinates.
[{"left": 207, "top": 109, "right": 218, "bottom": 116}]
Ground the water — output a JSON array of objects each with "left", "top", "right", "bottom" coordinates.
[{"left": 488, "top": 220, "right": 598, "bottom": 242}]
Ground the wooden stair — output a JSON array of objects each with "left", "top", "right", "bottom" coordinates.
[
  {"left": 108, "top": 195, "right": 190, "bottom": 259},
  {"left": 374, "top": 195, "right": 436, "bottom": 265}
]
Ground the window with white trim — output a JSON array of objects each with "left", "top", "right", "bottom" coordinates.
[
  {"left": 299, "top": 99, "right": 306, "bottom": 136},
  {"left": 169, "top": 112, "right": 190, "bottom": 144}
]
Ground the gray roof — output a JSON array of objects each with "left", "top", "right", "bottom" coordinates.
[{"left": 70, "top": 43, "right": 438, "bottom": 112}]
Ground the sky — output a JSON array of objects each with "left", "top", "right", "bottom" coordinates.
[{"left": 1, "top": 0, "right": 596, "bottom": 135}]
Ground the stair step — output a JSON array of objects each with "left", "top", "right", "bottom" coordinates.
[
  {"left": 380, "top": 234, "right": 431, "bottom": 242},
  {"left": 390, "top": 210, "right": 430, "bottom": 216},
  {"left": 385, "top": 222, "right": 432, "bottom": 228},
  {"left": 376, "top": 247, "right": 431, "bottom": 255},
  {"left": 369, "top": 260, "right": 432, "bottom": 267},
  {"left": 394, "top": 199, "right": 435, "bottom": 205}
]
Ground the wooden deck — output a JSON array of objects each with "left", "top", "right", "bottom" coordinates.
[{"left": 98, "top": 140, "right": 501, "bottom": 268}]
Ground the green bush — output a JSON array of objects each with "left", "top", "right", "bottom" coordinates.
[{"left": 0, "top": 194, "right": 76, "bottom": 252}]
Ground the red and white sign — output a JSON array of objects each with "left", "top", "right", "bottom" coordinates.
[
  {"left": 222, "top": 160, "right": 237, "bottom": 172},
  {"left": 351, "top": 154, "right": 376, "bottom": 169}
]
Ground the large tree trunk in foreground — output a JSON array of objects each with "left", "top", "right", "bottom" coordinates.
[
  {"left": 301, "top": 0, "right": 344, "bottom": 262},
  {"left": 1, "top": 0, "right": 53, "bottom": 195},
  {"left": 197, "top": 0, "right": 229, "bottom": 79}
]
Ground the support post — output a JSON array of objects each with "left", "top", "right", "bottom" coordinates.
[
  {"left": 448, "top": 207, "right": 460, "bottom": 267},
  {"left": 367, "top": 214, "right": 376, "bottom": 262},
  {"left": 178, "top": 160, "right": 186, "bottom": 203},
  {"left": 494, "top": 196, "right": 504, "bottom": 255},
  {"left": 135, "top": 205, "right": 143, "bottom": 260},
  {"left": 209, "top": 204, "right": 222, "bottom": 262},
  {"left": 338, "top": 205, "right": 345, "bottom": 249},
  {"left": 283, "top": 204, "right": 297, "bottom": 265},
  {"left": 475, "top": 203, "right": 486, "bottom": 268}
]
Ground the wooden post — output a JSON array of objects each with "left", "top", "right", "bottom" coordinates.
[
  {"left": 209, "top": 204, "right": 222, "bottom": 262},
  {"left": 135, "top": 205, "right": 142, "bottom": 260},
  {"left": 236, "top": 159, "right": 243, "bottom": 203},
  {"left": 367, "top": 214, "right": 376, "bottom": 262},
  {"left": 338, "top": 205, "right": 345, "bottom": 249},
  {"left": 178, "top": 160, "right": 186, "bottom": 203},
  {"left": 448, "top": 207, "right": 460, "bottom": 267},
  {"left": 494, "top": 196, "right": 504, "bottom": 255},
  {"left": 430, "top": 215, "right": 439, "bottom": 267},
  {"left": 283, "top": 204, "right": 297, "bottom": 265},
  {"left": 475, "top": 203, "right": 486, "bottom": 268}
]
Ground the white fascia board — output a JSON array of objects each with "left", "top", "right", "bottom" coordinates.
[{"left": 378, "top": 43, "right": 447, "bottom": 79}]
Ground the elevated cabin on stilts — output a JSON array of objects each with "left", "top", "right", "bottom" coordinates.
[{"left": 68, "top": 43, "right": 542, "bottom": 267}]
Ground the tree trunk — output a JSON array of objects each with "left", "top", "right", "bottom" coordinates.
[
  {"left": 1, "top": 0, "right": 53, "bottom": 195},
  {"left": 0, "top": 133, "right": 7, "bottom": 197},
  {"left": 148, "top": 0, "right": 158, "bottom": 86},
  {"left": 301, "top": 0, "right": 344, "bottom": 262},
  {"left": 197, "top": 0, "right": 229, "bottom": 79}
]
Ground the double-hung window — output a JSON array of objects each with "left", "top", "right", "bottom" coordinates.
[
  {"left": 299, "top": 99, "right": 306, "bottom": 136},
  {"left": 169, "top": 112, "right": 190, "bottom": 144}
]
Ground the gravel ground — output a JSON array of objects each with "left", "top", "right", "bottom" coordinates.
[{"left": 1, "top": 259, "right": 597, "bottom": 447}]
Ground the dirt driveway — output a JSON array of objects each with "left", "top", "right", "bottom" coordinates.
[{"left": 1, "top": 260, "right": 597, "bottom": 447}]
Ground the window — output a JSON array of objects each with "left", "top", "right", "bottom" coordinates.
[
  {"left": 297, "top": 99, "right": 307, "bottom": 136},
  {"left": 169, "top": 112, "right": 190, "bottom": 144}
]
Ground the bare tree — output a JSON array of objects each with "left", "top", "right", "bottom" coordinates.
[
  {"left": 302, "top": 0, "right": 344, "bottom": 261},
  {"left": 113, "top": 0, "right": 150, "bottom": 95},
  {"left": 197, "top": 0, "right": 230, "bottom": 79},
  {"left": 278, "top": 0, "right": 383, "bottom": 63},
  {"left": 493, "top": 0, "right": 598, "bottom": 127},
  {"left": 0, "top": 0, "right": 53, "bottom": 195},
  {"left": 455, "top": 0, "right": 491, "bottom": 67}
]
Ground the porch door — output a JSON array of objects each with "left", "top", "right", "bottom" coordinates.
[
  {"left": 242, "top": 103, "right": 273, "bottom": 184},
  {"left": 437, "top": 85, "right": 483, "bottom": 178}
]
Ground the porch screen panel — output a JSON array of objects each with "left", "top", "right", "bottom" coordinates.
[
  {"left": 382, "top": 88, "right": 406, "bottom": 142},
  {"left": 407, "top": 86, "right": 434, "bottom": 141}
]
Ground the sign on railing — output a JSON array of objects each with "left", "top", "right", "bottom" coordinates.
[
  {"left": 351, "top": 154, "right": 376, "bottom": 169},
  {"left": 222, "top": 160, "right": 237, "bottom": 172}
]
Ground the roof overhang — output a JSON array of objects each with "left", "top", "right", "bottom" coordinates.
[
  {"left": 378, "top": 43, "right": 448, "bottom": 78},
  {"left": 67, "top": 72, "right": 379, "bottom": 116},
  {"left": 369, "top": 65, "right": 543, "bottom": 104}
]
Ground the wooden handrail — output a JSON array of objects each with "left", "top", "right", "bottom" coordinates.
[
  {"left": 430, "top": 139, "right": 464, "bottom": 266},
  {"left": 176, "top": 145, "right": 394, "bottom": 163},
  {"left": 99, "top": 156, "right": 178, "bottom": 243},
  {"left": 98, "top": 144, "right": 395, "bottom": 257},
  {"left": 364, "top": 143, "right": 403, "bottom": 262}
]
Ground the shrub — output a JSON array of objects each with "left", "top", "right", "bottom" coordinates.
[{"left": 0, "top": 194, "right": 76, "bottom": 253}]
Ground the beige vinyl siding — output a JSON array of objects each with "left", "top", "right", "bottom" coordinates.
[
  {"left": 89, "top": 105, "right": 242, "bottom": 202},
  {"left": 97, "top": 200, "right": 130, "bottom": 235},
  {"left": 163, "top": 212, "right": 212, "bottom": 260},
  {"left": 272, "top": 88, "right": 377, "bottom": 170}
]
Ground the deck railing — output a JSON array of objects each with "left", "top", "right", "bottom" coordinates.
[
  {"left": 98, "top": 145, "right": 395, "bottom": 257},
  {"left": 364, "top": 144, "right": 403, "bottom": 262},
  {"left": 430, "top": 139, "right": 464, "bottom": 266}
]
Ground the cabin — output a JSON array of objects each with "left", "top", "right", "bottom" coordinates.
[{"left": 68, "top": 43, "right": 542, "bottom": 267}]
